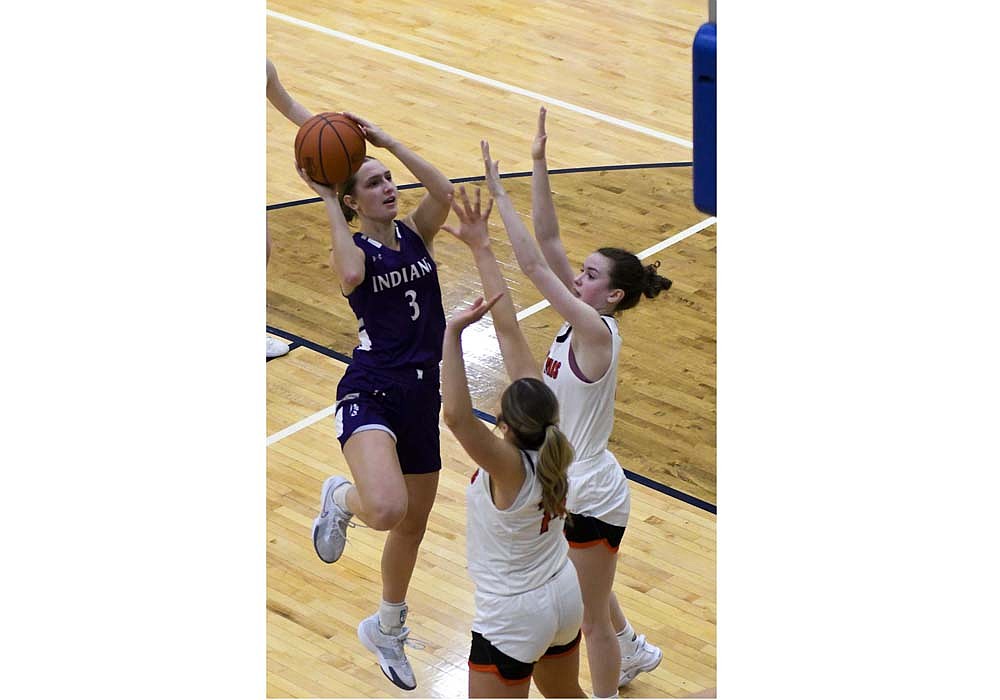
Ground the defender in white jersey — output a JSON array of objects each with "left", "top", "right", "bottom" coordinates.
[
  {"left": 482, "top": 111, "right": 673, "bottom": 697},
  {"left": 441, "top": 190, "right": 585, "bottom": 698},
  {"left": 543, "top": 315, "right": 630, "bottom": 529},
  {"left": 466, "top": 452, "right": 582, "bottom": 664}
]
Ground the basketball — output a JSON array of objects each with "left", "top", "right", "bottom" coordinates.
[{"left": 295, "top": 112, "right": 367, "bottom": 186}]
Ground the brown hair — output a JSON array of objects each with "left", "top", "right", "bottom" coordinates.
[
  {"left": 499, "top": 378, "right": 573, "bottom": 520},
  {"left": 597, "top": 247, "right": 673, "bottom": 312},
  {"left": 337, "top": 156, "right": 376, "bottom": 223}
]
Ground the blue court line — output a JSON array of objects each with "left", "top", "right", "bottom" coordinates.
[
  {"left": 268, "top": 325, "right": 351, "bottom": 364},
  {"left": 266, "top": 325, "right": 717, "bottom": 515},
  {"left": 621, "top": 468, "right": 716, "bottom": 515},
  {"left": 266, "top": 161, "right": 694, "bottom": 211}
]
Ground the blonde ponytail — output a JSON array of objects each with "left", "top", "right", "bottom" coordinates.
[
  {"left": 499, "top": 378, "right": 573, "bottom": 519},
  {"left": 536, "top": 424, "right": 573, "bottom": 519}
]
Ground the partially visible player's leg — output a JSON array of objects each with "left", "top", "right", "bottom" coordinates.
[
  {"left": 468, "top": 632, "right": 534, "bottom": 699},
  {"left": 612, "top": 591, "right": 662, "bottom": 687},
  {"left": 346, "top": 375, "right": 442, "bottom": 691},
  {"left": 312, "top": 428, "right": 404, "bottom": 564},
  {"left": 342, "top": 429, "right": 408, "bottom": 530},
  {"left": 358, "top": 449, "right": 439, "bottom": 691},
  {"left": 532, "top": 634, "right": 586, "bottom": 698},
  {"left": 567, "top": 542, "right": 620, "bottom": 698},
  {"left": 468, "top": 669, "right": 531, "bottom": 699},
  {"left": 381, "top": 471, "right": 438, "bottom": 602}
]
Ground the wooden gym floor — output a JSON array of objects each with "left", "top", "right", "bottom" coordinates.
[{"left": 266, "top": 2, "right": 716, "bottom": 697}]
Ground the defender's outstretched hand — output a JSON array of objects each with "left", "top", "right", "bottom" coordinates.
[
  {"left": 531, "top": 106, "right": 548, "bottom": 160},
  {"left": 481, "top": 140, "right": 507, "bottom": 199},
  {"left": 447, "top": 294, "right": 504, "bottom": 332},
  {"left": 441, "top": 185, "right": 494, "bottom": 251}
]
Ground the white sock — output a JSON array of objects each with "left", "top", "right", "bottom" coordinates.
[
  {"left": 378, "top": 600, "right": 408, "bottom": 635},
  {"left": 592, "top": 693, "right": 619, "bottom": 699},
  {"left": 332, "top": 481, "right": 353, "bottom": 515},
  {"left": 616, "top": 621, "right": 637, "bottom": 654}
]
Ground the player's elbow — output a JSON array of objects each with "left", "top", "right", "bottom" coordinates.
[
  {"left": 441, "top": 405, "right": 466, "bottom": 429},
  {"left": 442, "top": 406, "right": 478, "bottom": 437},
  {"left": 521, "top": 256, "right": 547, "bottom": 280},
  {"left": 329, "top": 253, "right": 364, "bottom": 290},
  {"left": 435, "top": 180, "right": 455, "bottom": 202},
  {"left": 340, "top": 267, "right": 365, "bottom": 290}
]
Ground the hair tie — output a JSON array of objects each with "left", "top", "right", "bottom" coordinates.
[{"left": 652, "top": 260, "right": 661, "bottom": 269}]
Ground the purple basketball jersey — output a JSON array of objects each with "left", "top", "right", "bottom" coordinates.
[{"left": 345, "top": 220, "right": 446, "bottom": 373}]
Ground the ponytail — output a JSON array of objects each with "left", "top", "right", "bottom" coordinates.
[
  {"left": 536, "top": 424, "right": 573, "bottom": 520},
  {"left": 641, "top": 259, "right": 673, "bottom": 300},
  {"left": 499, "top": 378, "right": 573, "bottom": 519}
]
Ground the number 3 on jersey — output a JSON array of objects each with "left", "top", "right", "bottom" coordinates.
[{"left": 404, "top": 289, "right": 420, "bottom": 320}]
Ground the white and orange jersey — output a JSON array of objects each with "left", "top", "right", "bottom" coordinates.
[
  {"left": 542, "top": 316, "right": 630, "bottom": 526},
  {"left": 542, "top": 315, "right": 622, "bottom": 461},
  {"left": 466, "top": 450, "right": 569, "bottom": 597}
]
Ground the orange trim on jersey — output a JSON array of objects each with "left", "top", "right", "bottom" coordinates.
[
  {"left": 567, "top": 539, "right": 620, "bottom": 553},
  {"left": 467, "top": 662, "right": 531, "bottom": 685}
]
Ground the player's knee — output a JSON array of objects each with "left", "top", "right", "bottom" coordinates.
[
  {"left": 393, "top": 515, "right": 429, "bottom": 541},
  {"left": 365, "top": 498, "right": 407, "bottom": 531}
]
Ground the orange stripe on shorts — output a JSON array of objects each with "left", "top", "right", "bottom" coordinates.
[
  {"left": 567, "top": 539, "right": 620, "bottom": 552},
  {"left": 467, "top": 662, "right": 531, "bottom": 685}
]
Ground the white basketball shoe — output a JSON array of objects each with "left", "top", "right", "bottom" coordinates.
[
  {"left": 618, "top": 633, "right": 663, "bottom": 686},
  {"left": 357, "top": 613, "right": 417, "bottom": 691}
]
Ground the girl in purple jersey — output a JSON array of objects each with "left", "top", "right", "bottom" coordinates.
[
  {"left": 481, "top": 107, "right": 673, "bottom": 697},
  {"left": 298, "top": 112, "right": 453, "bottom": 692}
]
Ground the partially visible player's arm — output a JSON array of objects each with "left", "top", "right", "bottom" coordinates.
[
  {"left": 530, "top": 106, "right": 576, "bottom": 291},
  {"left": 341, "top": 112, "right": 455, "bottom": 250},
  {"left": 441, "top": 186, "right": 540, "bottom": 383},
  {"left": 266, "top": 58, "right": 313, "bottom": 127},
  {"left": 484, "top": 139, "right": 613, "bottom": 372},
  {"left": 441, "top": 296, "right": 526, "bottom": 488},
  {"left": 296, "top": 167, "right": 366, "bottom": 295}
]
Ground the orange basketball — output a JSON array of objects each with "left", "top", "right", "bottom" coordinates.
[{"left": 294, "top": 112, "right": 367, "bottom": 186}]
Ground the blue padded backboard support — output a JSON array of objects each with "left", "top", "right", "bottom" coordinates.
[{"left": 693, "top": 22, "right": 717, "bottom": 216}]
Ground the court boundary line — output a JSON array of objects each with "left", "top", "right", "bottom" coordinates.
[
  {"left": 266, "top": 161, "right": 693, "bottom": 211},
  {"left": 267, "top": 9, "right": 693, "bottom": 149}
]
